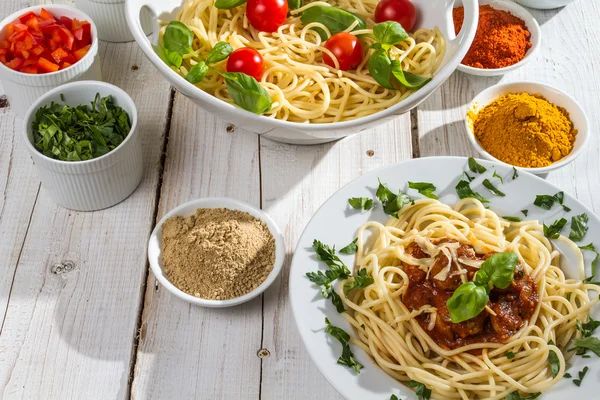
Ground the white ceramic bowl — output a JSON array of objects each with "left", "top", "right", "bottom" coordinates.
[
  {"left": 0, "top": 5, "right": 102, "bottom": 119},
  {"left": 126, "top": 0, "right": 479, "bottom": 144},
  {"left": 465, "top": 81, "right": 589, "bottom": 175},
  {"left": 148, "top": 198, "right": 285, "bottom": 308},
  {"left": 74, "top": 0, "right": 153, "bottom": 43},
  {"left": 513, "top": 0, "right": 575, "bottom": 9},
  {"left": 23, "top": 81, "right": 143, "bottom": 211},
  {"left": 456, "top": 0, "right": 541, "bottom": 77}
]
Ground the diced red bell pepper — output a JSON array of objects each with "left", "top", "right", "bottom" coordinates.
[
  {"left": 19, "top": 11, "right": 37, "bottom": 23},
  {"left": 38, "top": 57, "right": 59, "bottom": 72},
  {"left": 14, "top": 23, "right": 29, "bottom": 32},
  {"left": 0, "top": 48, "right": 8, "bottom": 63},
  {"left": 0, "top": 40, "right": 9, "bottom": 49},
  {"left": 24, "top": 16, "right": 40, "bottom": 32},
  {"left": 39, "top": 8, "right": 56, "bottom": 22},
  {"left": 59, "top": 16, "right": 73, "bottom": 30},
  {"left": 8, "top": 30, "right": 27, "bottom": 44},
  {"left": 23, "top": 56, "right": 38, "bottom": 67},
  {"left": 60, "top": 61, "right": 72, "bottom": 70},
  {"left": 13, "top": 33, "right": 35, "bottom": 57},
  {"left": 72, "top": 28, "right": 83, "bottom": 41},
  {"left": 78, "top": 21, "right": 92, "bottom": 46},
  {"left": 48, "top": 39, "right": 58, "bottom": 51},
  {"left": 20, "top": 50, "right": 30, "bottom": 59},
  {"left": 31, "top": 46, "right": 44, "bottom": 56},
  {"left": 20, "top": 65, "right": 38, "bottom": 74},
  {"left": 61, "top": 54, "right": 76, "bottom": 65},
  {"left": 51, "top": 47, "right": 69, "bottom": 63},
  {"left": 42, "top": 23, "right": 60, "bottom": 36},
  {"left": 38, "top": 18, "right": 55, "bottom": 30},
  {"left": 6, "top": 57, "right": 24, "bottom": 70},
  {"left": 57, "top": 27, "right": 75, "bottom": 50},
  {"left": 73, "top": 44, "right": 90, "bottom": 61}
]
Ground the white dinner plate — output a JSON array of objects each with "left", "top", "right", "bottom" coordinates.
[{"left": 289, "top": 156, "right": 600, "bottom": 400}]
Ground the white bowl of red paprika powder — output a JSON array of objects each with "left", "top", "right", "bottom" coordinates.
[
  {"left": 465, "top": 81, "right": 590, "bottom": 176},
  {"left": 453, "top": 0, "right": 541, "bottom": 76}
]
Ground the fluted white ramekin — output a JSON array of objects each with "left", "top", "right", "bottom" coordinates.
[
  {"left": 23, "top": 81, "right": 143, "bottom": 211},
  {"left": 74, "top": 0, "right": 153, "bottom": 43},
  {"left": 0, "top": 5, "right": 102, "bottom": 119}
]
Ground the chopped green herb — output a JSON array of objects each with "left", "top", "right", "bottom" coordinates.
[
  {"left": 339, "top": 238, "right": 358, "bottom": 255},
  {"left": 505, "top": 391, "right": 540, "bottom": 400},
  {"left": 564, "top": 373, "right": 572, "bottom": 378},
  {"left": 390, "top": 396, "right": 398, "bottom": 400},
  {"left": 572, "top": 336, "right": 600, "bottom": 357},
  {"left": 582, "top": 355, "right": 591, "bottom": 358},
  {"left": 468, "top": 157, "right": 487, "bottom": 173},
  {"left": 493, "top": 170, "right": 504, "bottom": 183},
  {"left": 512, "top": 167, "right": 519, "bottom": 180},
  {"left": 32, "top": 93, "right": 131, "bottom": 162},
  {"left": 548, "top": 340, "right": 560, "bottom": 378},
  {"left": 580, "top": 243, "right": 599, "bottom": 280},
  {"left": 543, "top": 218, "right": 568, "bottom": 239},
  {"left": 576, "top": 317, "right": 600, "bottom": 337},
  {"left": 534, "top": 191, "right": 570, "bottom": 211},
  {"left": 456, "top": 180, "right": 489, "bottom": 204},
  {"left": 408, "top": 380, "right": 432, "bottom": 400},
  {"left": 569, "top": 213, "right": 589, "bottom": 242},
  {"left": 521, "top": 209, "right": 529, "bottom": 217},
  {"left": 348, "top": 197, "right": 374, "bottom": 211},
  {"left": 506, "top": 352, "right": 515, "bottom": 359},
  {"left": 483, "top": 179, "right": 506, "bottom": 196},
  {"left": 503, "top": 216, "right": 522, "bottom": 222},
  {"left": 461, "top": 171, "right": 474, "bottom": 182},
  {"left": 344, "top": 268, "right": 374, "bottom": 294},
  {"left": 408, "top": 181, "right": 438, "bottom": 199},
  {"left": 360, "top": 324, "right": 365, "bottom": 330},
  {"left": 306, "top": 240, "right": 351, "bottom": 313},
  {"left": 573, "top": 366, "right": 589, "bottom": 387},
  {"left": 325, "top": 318, "right": 363, "bottom": 372},
  {"left": 376, "top": 179, "right": 412, "bottom": 217}
]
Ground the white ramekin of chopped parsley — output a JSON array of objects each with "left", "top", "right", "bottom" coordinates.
[{"left": 23, "top": 81, "right": 143, "bottom": 211}]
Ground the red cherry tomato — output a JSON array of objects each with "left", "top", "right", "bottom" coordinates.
[
  {"left": 226, "top": 47, "right": 265, "bottom": 80},
  {"left": 374, "top": 0, "right": 418, "bottom": 32},
  {"left": 246, "top": 0, "right": 288, "bottom": 33},
  {"left": 322, "top": 32, "right": 363, "bottom": 71}
]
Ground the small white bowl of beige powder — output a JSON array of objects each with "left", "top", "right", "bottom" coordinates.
[{"left": 148, "top": 198, "right": 285, "bottom": 307}]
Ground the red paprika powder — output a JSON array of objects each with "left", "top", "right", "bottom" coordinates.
[{"left": 453, "top": 5, "right": 532, "bottom": 69}]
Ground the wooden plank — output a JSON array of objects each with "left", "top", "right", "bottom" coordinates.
[
  {"left": 130, "top": 97, "right": 263, "bottom": 400},
  {"left": 417, "top": 3, "right": 600, "bottom": 214},
  {"left": 259, "top": 117, "right": 413, "bottom": 399},
  {"left": 0, "top": 41, "right": 171, "bottom": 399}
]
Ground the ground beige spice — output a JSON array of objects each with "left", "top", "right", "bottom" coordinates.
[{"left": 161, "top": 208, "right": 275, "bottom": 300}]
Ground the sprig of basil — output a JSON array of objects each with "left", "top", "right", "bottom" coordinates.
[
  {"left": 408, "top": 181, "right": 438, "bottom": 199},
  {"left": 391, "top": 61, "right": 431, "bottom": 89},
  {"left": 474, "top": 252, "right": 518, "bottom": 289},
  {"left": 214, "top": 0, "right": 247, "bottom": 9},
  {"left": 368, "top": 50, "right": 395, "bottom": 89},
  {"left": 373, "top": 21, "right": 409, "bottom": 46},
  {"left": 206, "top": 42, "right": 234, "bottom": 64},
  {"left": 288, "top": 0, "right": 303, "bottom": 10},
  {"left": 185, "top": 62, "right": 208, "bottom": 84},
  {"left": 301, "top": 5, "right": 366, "bottom": 40},
  {"left": 163, "top": 21, "right": 194, "bottom": 56},
  {"left": 223, "top": 72, "right": 272, "bottom": 114}
]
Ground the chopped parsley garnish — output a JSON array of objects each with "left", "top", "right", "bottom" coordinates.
[
  {"left": 548, "top": 340, "right": 560, "bottom": 378},
  {"left": 521, "top": 209, "right": 529, "bottom": 217},
  {"left": 306, "top": 240, "right": 351, "bottom": 313},
  {"left": 456, "top": 179, "right": 489, "bottom": 204},
  {"left": 344, "top": 268, "right": 374, "bottom": 294},
  {"left": 408, "top": 380, "right": 432, "bottom": 400},
  {"left": 483, "top": 179, "right": 506, "bottom": 196},
  {"left": 572, "top": 336, "right": 600, "bottom": 357},
  {"left": 580, "top": 243, "right": 599, "bottom": 280},
  {"left": 408, "top": 181, "right": 438, "bottom": 199},
  {"left": 569, "top": 213, "right": 589, "bottom": 242},
  {"left": 573, "top": 366, "right": 589, "bottom": 387},
  {"left": 534, "top": 191, "right": 570, "bottom": 212},
  {"left": 461, "top": 171, "right": 474, "bottom": 182},
  {"left": 512, "top": 167, "right": 519, "bottom": 180},
  {"left": 506, "top": 351, "right": 515, "bottom": 359},
  {"left": 503, "top": 216, "right": 522, "bottom": 222},
  {"left": 468, "top": 157, "right": 487, "bottom": 173},
  {"left": 324, "top": 318, "right": 363, "bottom": 373},
  {"left": 543, "top": 218, "right": 567, "bottom": 239},
  {"left": 376, "top": 179, "right": 412, "bottom": 217},
  {"left": 348, "top": 197, "right": 374, "bottom": 211},
  {"left": 493, "top": 170, "right": 504, "bottom": 183},
  {"left": 339, "top": 238, "right": 358, "bottom": 255},
  {"left": 564, "top": 373, "right": 572, "bottom": 378},
  {"left": 505, "top": 391, "right": 540, "bottom": 400}
]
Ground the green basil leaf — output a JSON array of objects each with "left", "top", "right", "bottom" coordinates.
[
  {"left": 391, "top": 60, "right": 431, "bottom": 89},
  {"left": 223, "top": 72, "right": 272, "bottom": 114},
  {"left": 408, "top": 181, "right": 438, "bottom": 199},
  {"left": 373, "top": 21, "right": 409, "bottom": 45},
  {"left": 368, "top": 50, "right": 395, "bottom": 89},
  {"left": 468, "top": 157, "right": 487, "bottom": 173},
  {"left": 390, "top": 396, "right": 399, "bottom": 400},
  {"left": 543, "top": 218, "right": 568, "bottom": 239},
  {"left": 477, "top": 252, "right": 518, "bottom": 289},
  {"left": 446, "top": 282, "right": 489, "bottom": 323},
  {"left": 503, "top": 216, "right": 522, "bottom": 222},
  {"left": 548, "top": 340, "right": 560, "bottom": 378},
  {"left": 214, "top": 0, "right": 247, "bottom": 9},
  {"left": 288, "top": 0, "right": 303, "bottom": 10},
  {"left": 153, "top": 44, "right": 172, "bottom": 66},
  {"left": 163, "top": 21, "right": 194, "bottom": 56},
  {"left": 534, "top": 191, "right": 570, "bottom": 211},
  {"left": 206, "top": 41, "right": 234, "bottom": 64},
  {"left": 455, "top": 180, "right": 489, "bottom": 204},
  {"left": 580, "top": 243, "right": 599, "bottom": 279},
  {"left": 301, "top": 5, "right": 366, "bottom": 40},
  {"left": 348, "top": 197, "right": 374, "bottom": 211},
  {"left": 185, "top": 61, "right": 208, "bottom": 84},
  {"left": 407, "top": 380, "right": 432, "bottom": 400},
  {"left": 165, "top": 49, "right": 183, "bottom": 68},
  {"left": 483, "top": 178, "right": 506, "bottom": 197},
  {"left": 569, "top": 213, "right": 589, "bottom": 242},
  {"left": 325, "top": 318, "right": 363, "bottom": 372},
  {"left": 505, "top": 392, "right": 541, "bottom": 400},
  {"left": 339, "top": 238, "right": 358, "bottom": 255}
]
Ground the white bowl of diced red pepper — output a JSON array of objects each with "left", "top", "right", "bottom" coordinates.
[{"left": 0, "top": 5, "right": 101, "bottom": 118}]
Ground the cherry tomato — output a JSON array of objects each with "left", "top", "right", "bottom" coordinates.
[
  {"left": 374, "top": 0, "right": 418, "bottom": 32},
  {"left": 226, "top": 47, "right": 265, "bottom": 81},
  {"left": 246, "top": 0, "right": 288, "bottom": 33},
  {"left": 322, "top": 32, "right": 363, "bottom": 71}
]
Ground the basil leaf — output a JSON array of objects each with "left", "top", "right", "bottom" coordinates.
[
  {"left": 580, "top": 243, "right": 599, "bottom": 279},
  {"left": 391, "top": 60, "right": 431, "bottom": 89},
  {"left": 468, "top": 157, "right": 487, "bottom": 173},
  {"left": 165, "top": 49, "right": 183, "bottom": 68},
  {"left": 455, "top": 180, "right": 489, "bottom": 204},
  {"left": 163, "top": 21, "right": 194, "bottom": 56},
  {"left": 569, "top": 213, "right": 589, "bottom": 242},
  {"left": 512, "top": 167, "right": 519, "bottom": 180},
  {"left": 493, "top": 170, "right": 504, "bottom": 184},
  {"left": 534, "top": 191, "right": 570, "bottom": 211},
  {"left": 339, "top": 238, "right": 358, "bottom": 255},
  {"left": 503, "top": 216, "right": 522, "bottom": 222},
  {"left": 408, "top": 181, "right": 438, "bottom": 199},
  {"left": 185, "top": 61, "right": 208, "bottom": 84},
  {"left": 223, "top": 72, "right": 272, "bottom": 114},
  {"left": 573, "top": 366, "right": 589, "bottom": 387},
  {"left": 368, "top": 50, "right": 395, "bottom": 89},
  {"left": 288, "top": 0, "right": 302, "bottom": 10},
  {"left": 214, "top": 0, "right": 247, "bottom": 8},
  {"left": 483, "top": 179, "right": 506, "bottom": 197},
  {"left": 373, "top": 21, "right": 409, "bottom": 45},
  {"left": 521, "top": 209, "right": 529, "bottom": 216},
  {"left": 153, "top": 44, "right": 172, "bottom": 66},
  {"left": 344, "top": 268, "right": 373, "bottom": 294},
  {"left": 543, "top": 218, "right": 568, "bottom": 239},
  {"left": 348, "top": 197, "right": 374, "bottom": 211},
  {"left": 548, "top": 340, "right": 560, "bottom": 378},
  {"left": 390, "top": 396, "right": 399, "bottom": 400},
  {"left": 408, "top": 380, "right": 432, "bottom": 400},
  {"left": 325, "top": 318, "right": 363, "bottom": 372},
  {"left": 505, "top": 392, "right": 541, "bottom": 400},
  {"left": 446, "top": 282, "right": 489, "bottom": 323},
  {"left": 301, "top": 6, "right": 366, "bottom": 40},
  {"left": 206, "top": 42, "right": 234, "bottom": 64},
  {"left": 476, "top": 252, "right": 517, "bottom": 289}
]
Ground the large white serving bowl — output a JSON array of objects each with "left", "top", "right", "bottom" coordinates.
[{"left": 126, "top": 0, "right": 479, "bottom": 144}]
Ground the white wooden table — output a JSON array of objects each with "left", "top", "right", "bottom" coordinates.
[{"left": 0, "top": 0, "right": 598, "bottom": 399}]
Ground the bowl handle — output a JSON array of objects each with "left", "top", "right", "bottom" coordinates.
[
  {"left": 125, "top": 0, "right": 158, "bottom": 48},
  {"left": 455, "top": 0, "right": 479, "bottom": 45}
]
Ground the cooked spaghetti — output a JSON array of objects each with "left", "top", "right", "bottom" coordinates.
[
  {"left": 160, "top": 0, "right": 446, "bottom": 122},
  {"left": 340, "top": 198, "right": 599, "bottom": 399}
]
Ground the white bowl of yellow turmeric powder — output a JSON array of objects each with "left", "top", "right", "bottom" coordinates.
[{"left": 465, "top": 82, "right": 589, "bottom": 175}]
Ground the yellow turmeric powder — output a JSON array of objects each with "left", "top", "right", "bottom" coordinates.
[{"left": 469, "top": 93, "right": 577, "bottom": 168}]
